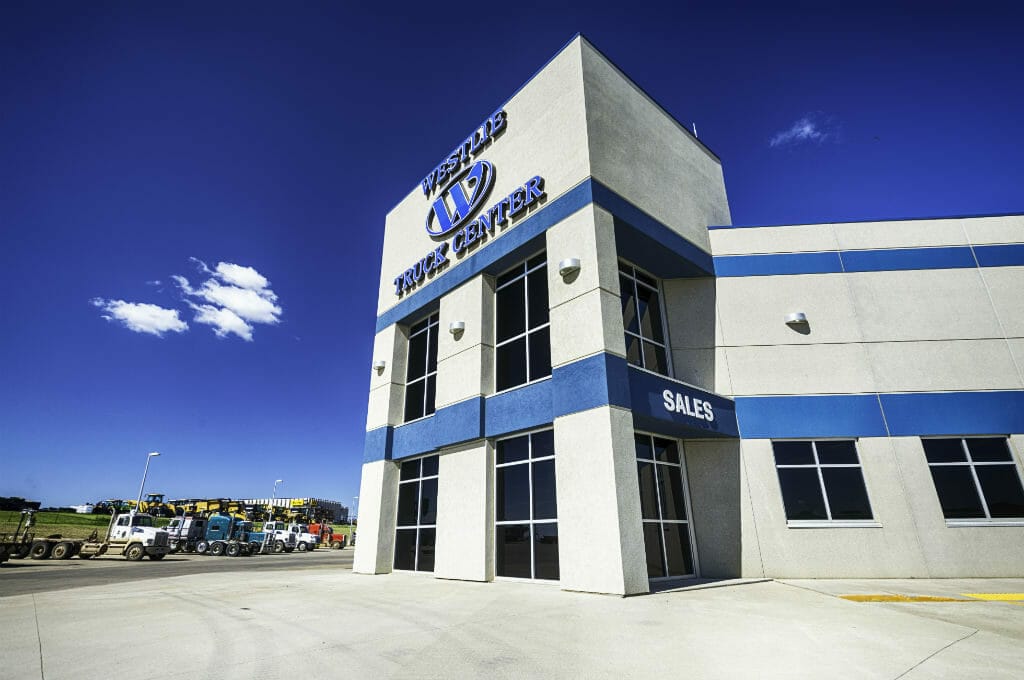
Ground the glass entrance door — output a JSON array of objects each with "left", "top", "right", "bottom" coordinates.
[{"left": 635, "top": 433, "right": 698, "bottom": 579}]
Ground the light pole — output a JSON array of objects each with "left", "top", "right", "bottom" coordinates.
[
  {"left": 133, "top": 452, "right": 161, "bottom": 521},
  {"left": 351, "top": 496, "right": 358, "bottom": 529},
  {"left": 268, "top": 479, "right": 283, "bottom": 522}
]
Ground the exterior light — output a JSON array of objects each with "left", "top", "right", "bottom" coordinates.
[
  {"left": 558, "top": 257, "right": 581, "bottom": 277},
  {"left": 133, "top": 452, "right": 161, "bottom": 520},
  {"left": 372, "top": 359, "right": 386, "bottom": 373},
  {"left": 785, "top": 312, "right": 808, "bottom": 325},
  {"left": 449, "top": 321, "right": 466, "bottom": 335}
]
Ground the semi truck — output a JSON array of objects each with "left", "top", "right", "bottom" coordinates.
[
  {"left": 164, "top": 516, "right": 208, "bottom": 553},
  {"left": 288, "top": 523, "right": 319, "bottom": 551},
  {"left": 22, "top": 511, "right": 170, "bottom": 561},
  {"left": 195, "top": 515, "right": 256, "bottom": 557},
  {"left": 258, "top": 520, "right": 297, "bottom": 553},
  {"left": 308, "top": 522, "right": 348, "bottom": 549}
]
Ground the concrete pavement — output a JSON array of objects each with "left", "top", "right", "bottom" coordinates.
[{"left": 2, "top": 564, "right": 1023, "bottom": 679}]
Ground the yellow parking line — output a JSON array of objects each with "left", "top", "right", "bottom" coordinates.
[
  {"left": 840, "top": 595, "right": 967, "bottom": 603},
  {"left": 961, "top": 593, "right": 1024, "bottom": 602}
]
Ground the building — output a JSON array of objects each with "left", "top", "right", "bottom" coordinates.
[{"left": 355, "top": 35, "right": 1024, "bottom": 595}]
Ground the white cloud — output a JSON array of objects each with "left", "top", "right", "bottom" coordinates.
[
  {"left": 91, "top": 298, "right": 188, "bottom": 337},
  {"left": 770, "top": 114, "right": 833, "bottom": 148},
  {"left": 189, "top": 303, "right": 253, "bottom": 341},
  {"left": 174, "top": 260, "right": 282, "bottom": 340}
]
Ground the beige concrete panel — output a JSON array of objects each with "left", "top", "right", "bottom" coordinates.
[
  {"left": 555, "top": 406, "right": 649, "bottom": 595},
  {"left": 545, "top": 205, "right": 619, "bottom": 311},
  {"left": 377, "top": 40, "right": 591, "bottom": 316},
  {"left": 365, "top": 383, "right": 404, "bottom": 431},
  {"left": 742, "top": 439, "right": 928, "bottom": 578},
  {"left": 435, "top": 346, "right": 493, "bottom": 410},
  {"left": 865, "top": 339, "right": 1023, "bottom": 392},
  {"left": 668, "top": 348, "right": 716, "bottom": 393},
  {"left": 663, "top": 277, "right": 718, "bottom": 349},
  {"left": 1007, "top": 339, "right": 1024, "bottom": 379},
  {"left": 438, "top": 276, "right": 493, "bottom": 362},
  {"left": 434, "top": 441, "right": 492, "bottom": 582},
  {"left": 724, "top": 344, "right": 877, "bottom": 396},
  {"left": 710, "top": 224, "right": 839, "bottom": 256},
  {"left": 717, "top": 274, "right": 861, "bottom": 347},
  {"left": 978, "top": 266, "right": 1024, "bottom": 338},
  {"left": 581, "top": 42, "right": 729, "bottom": 254},
  {"left": 550, "top": 288, "right": 626, "bottom": 368},
  {"left": 684, "top": 440, "right": 742, "bottom": 578},
  {"left": 846, "top": 269, "right": 1002, "bottom": 343},
  {"left": 737, "top": 443, "right": 766, "bottom": 577},
  {"left": 890, "top": 437, "right": 1024, "bottom": 577},
  {"left": 833, "top": 219, "right": 968, "bottom": 250},
  {"left": 962, "top": 215, "right": 1024, "bottom": 245},
  {"left": 714, "top": 347, "right": 735, "bottom": 396},
  {"left": 353, "top": 460, "right": 399, "bottom": 575},
  {"left": 368, "top": 325, "right": 403, "bottom": 393}
]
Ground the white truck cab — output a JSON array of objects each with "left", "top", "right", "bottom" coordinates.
[
  {"left": 108, "top": 513, "right": 170, "bottom": 560},
  {"left": 288, "top": 523, "right": 319, "bottom": 551},
  {"left": 262, "top": 521, "right": 297, "bottom": 552}
]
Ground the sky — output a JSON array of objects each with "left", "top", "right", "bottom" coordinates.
[{"left": 2, "top": 1, "right": 1022, "bottom": 508}]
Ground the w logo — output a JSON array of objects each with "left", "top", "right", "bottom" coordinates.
[{"left": 425, "top": 161, "right": 494, "bottom": 237}]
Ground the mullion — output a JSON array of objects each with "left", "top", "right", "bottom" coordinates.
[
  {"left": 812, "top": 442, "right": 834, "bottom": 521},
  {"left": 961, "top": 439, "right": 993, "bottom": 519}
]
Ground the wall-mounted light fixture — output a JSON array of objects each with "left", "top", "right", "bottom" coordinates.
[
  {"left": 784, "top": 312, "right": 808, "bottom": 325},
  {"left": 372, "top": 359, "right": 386, "bottom": 373},
  {"left": 558, "top": 257, "right": 581, "bottom": 278},
  {"left": 449, "top": 321, "right": 465, "bottom": 335}
]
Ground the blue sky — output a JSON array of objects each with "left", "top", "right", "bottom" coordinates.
[{"left": 2, "top": 2, "right": 1021, "bottom": 508}]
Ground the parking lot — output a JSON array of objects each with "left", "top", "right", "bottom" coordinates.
[
  {"left": 2, "top": 557, "right": 1023, "bottom": 679},
  {"left": 0, "top": 547, "right": 353, "bottom": 598}
]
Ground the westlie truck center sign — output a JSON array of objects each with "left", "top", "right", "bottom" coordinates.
[{"left": 392, "top": 110, "right": 546, "bottom": 297}]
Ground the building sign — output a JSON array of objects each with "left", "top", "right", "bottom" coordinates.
[
  {"left": 393, "top": 109, "right": 546, "bottom": 297},
  {"left": 627, "top": 366, "right": 738, "bottom": 438}
]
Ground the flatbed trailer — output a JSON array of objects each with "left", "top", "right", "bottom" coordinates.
[{"left": 17, "top": 512, "right": 170, "bottom": 561}]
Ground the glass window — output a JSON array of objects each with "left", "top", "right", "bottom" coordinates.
[
  {"left": 404, "top": 313, "right": 439, "bottom": 422},
  {"left": 393, "top": 454, "right": 439, "bottom": 572},
  {"left": 495, "top": 254, "right": 550, "bottom": 392},
  {"left": 923, "top": 438, "right": 1024, "bottom": 520},
  {"left": 772, "top": 440, "right": 873, "bottom": 522},
  {"left": 635, "top": 434, "right": 696, "bottom": 579},
  {"left": 495, "top": 429, "right": 559, "bottom": 580},
  {"left": 619, "top": 262, "right": 670, "bottom": 376}
]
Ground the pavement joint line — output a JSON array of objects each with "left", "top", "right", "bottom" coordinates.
[
  {"left": 892, "top": 629, "right": 979, "bottom": 680},
  {"left": 31, "top": 592, "right": 45, "bottom": 680}
]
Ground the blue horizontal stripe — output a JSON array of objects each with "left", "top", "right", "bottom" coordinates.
[
  {"left": 735, "top": 394, "right": 888, "bottom": 439},
  {"left": 880, "top": 391, "right": 1024, "bottom": 437},
  {"left": 708, "top": 211, "right": 1024, "bottom": 230},
  {"left": 841, "top": 246, "right": 975, "bottom": 272},
  {"left": 484, "top": 379, "right": 554, "bottom": 439},
  {"left": 714, "top": 251, "right": 843, "bottom": 277},
  {"left": 735, "top": 390, "right": 1024, "bottom": 439},
  {"left": 975, "top": 243, "right": 1024, "bottom": 267}
]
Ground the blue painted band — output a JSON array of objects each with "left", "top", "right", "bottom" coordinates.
[
  {"left": 363, "top": 426, "right": 393, "bottom": 463},
  {"left": 735, "top": 391, "right": 1024, "bottom": 439},
  {"left": 484, "top": 379, "right": 554, "bottom": 439},
  {"left": 714, "top": 243, "right": 1024, "bottom": 277},
  {"left": 975, "top": 243, "right": 1024, "bottom": 267},
  {"left": 841, "top": 246, "right": 975, "bottom": 272},
  {"left": 708, "top": 211, "right": 1024, "bottom": 230},
  {"left": 552, "top": 352, "right": 632, "bottom": 418},
  {"left": 714, "top": 251, "right": 843, "bottom": 277}
]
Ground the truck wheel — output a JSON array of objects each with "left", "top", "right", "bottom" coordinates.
[
  {"left": 249, "top": 542, "right": 261, "bottom": 554},
  {"left": 273, "top": 540, "right": 285, "bottom": 554},
  {"left": 297, "top": 542, "right": 308, "bottom": 552},
  {"left": 125, "top": 544, "right": 146, "bottom": 561},
  {"left": 210, "top": 542, "right": 226, "bottom": 557},
  {"left": 226, "top": 543, "right": 240, "bottom": 557},
  {"left": 30, "top": 541, "right": 53, "bottom": 560},
  {"left": 148, "top": 553, "right": 165, "bottom": 561},
  {"left": 169, "top": 543, "right": 181, "bottom": 554},
  {"left": 331, "top": 541, "right": 342, "bottom": 549},
  {"left": 51, "top": 542, "right": 75, "bottom": 560},
  {"left": 13, "top": 545, "right": 31, "bottom": 559},
  {"left": 79, "top": 552, "right": 94, "bottom": 559},
  {"left": 196, "top": 541, "right": 209, "bottom": 555}
]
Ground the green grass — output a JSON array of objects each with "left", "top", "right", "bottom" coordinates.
[{"left": 0, "top": 511, "right": 172, "bottom": 540}]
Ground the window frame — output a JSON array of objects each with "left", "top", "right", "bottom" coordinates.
[
  {"left": 922, "top": 436, "right": 1024, "bottom": 527},
  {"left": 393, "top": 454, "right": 439, "bottom": 573},
  {"left": 493, "top": 251, "right": 551, "bottom": 395},
  {"left": 772, "top": 439, "right": 880, "bottom": 529},
  {"left": 618, "top": 260, "right": 674, "bottom": 378},
  {"left": 493, "top": 426, "right": 559, "bottom": 582},
  {"left": 634, "top": 431, "right": 699, "bottom": 581},
  {"left": 403, "top": 312, "right": 439, "bottom": 424}
]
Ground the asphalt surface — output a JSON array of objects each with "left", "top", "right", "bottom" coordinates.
[{"left": 0, "top": 547, "right": 353, "bottom": 598}]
